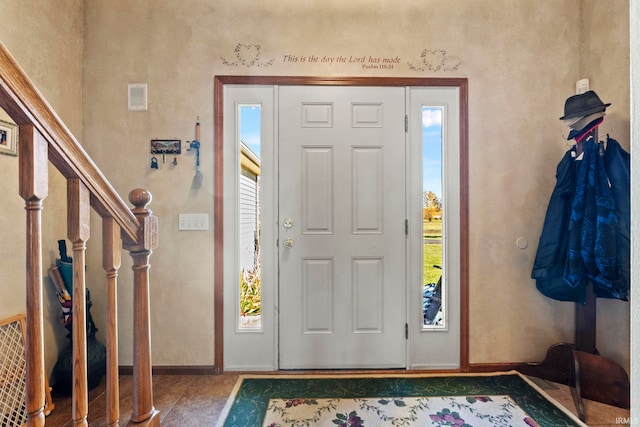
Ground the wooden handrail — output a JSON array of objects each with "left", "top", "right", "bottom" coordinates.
[
  {"left": 1, "top": 42, "right": 159, "bottom": 426},
  {"left": 0, "top": 44, "right": 139, "bottom": 243}
]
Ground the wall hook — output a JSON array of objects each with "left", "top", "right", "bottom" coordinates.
[
  {"left": 188, "top": 117, "right": 202, "bottom": 189},
  {"left": 150, "top": 156, "right": 159, "bottom": 169},
  {"left": 188, "top": 139, "right": 200, "bottom": 166}
]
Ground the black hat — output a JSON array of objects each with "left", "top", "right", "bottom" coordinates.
[{"left": 559, "top": 90, "right": 611, "bottom": 120}]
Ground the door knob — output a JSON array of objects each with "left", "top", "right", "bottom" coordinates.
[{"left": 283, "top": 238, "right": 294, "bottom": 248}]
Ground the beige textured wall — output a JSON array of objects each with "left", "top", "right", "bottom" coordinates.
[
  {"left": 81, "top": 0, "right": 630, "bottom": 370},
  {"left": 0, "top": 1, "right": 83, "bottom": 377},
  {"left": 0, "top": 0, "right": 613, "bottom": 371},
  {"left": 78, "top": 0, "right": 581, "bottom": 368}
]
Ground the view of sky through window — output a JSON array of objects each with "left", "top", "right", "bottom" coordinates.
[
  {"left": 422, "top": 107, "right": 442, "bottom": 199},
  {"left": 240, "top": 105, "right": 261, "bottom": 156}
]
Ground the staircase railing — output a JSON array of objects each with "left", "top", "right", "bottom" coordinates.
[{"left": 0, "top": 44, "right": 159, "bottom": 426}]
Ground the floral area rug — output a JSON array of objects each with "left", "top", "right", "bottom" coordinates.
[
  {"left": 264, "top": 395, "right": 542, "bottom": 426},
  {"left": 216, "top": 371, "right": 585, "bottom": 427}
]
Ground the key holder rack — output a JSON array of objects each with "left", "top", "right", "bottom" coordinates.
[
  {"left": 150, "top": 139, "right": 181, "bottom": 155},
  {"left": 150, "top": 139, "right": 181, "bottom": 168}
]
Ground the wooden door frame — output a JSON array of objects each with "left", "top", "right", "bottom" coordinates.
[{"left": 213, "top": 76, "right": 469, "bottom": 374}]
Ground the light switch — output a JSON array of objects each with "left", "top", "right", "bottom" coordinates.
[{"left": 179, "top": 213, "right": 209, "bottom": 230}]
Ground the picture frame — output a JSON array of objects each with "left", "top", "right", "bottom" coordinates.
[{"left": 0, "top": 119, "right": 18, "bottom": 156}]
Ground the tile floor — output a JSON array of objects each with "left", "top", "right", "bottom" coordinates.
[{"left": 42, "top": 374, "right": 630, "bottom": 426}]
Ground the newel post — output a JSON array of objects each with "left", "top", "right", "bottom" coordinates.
[{"left": 123, "top": 189, "right": 159, "bottom": 427}]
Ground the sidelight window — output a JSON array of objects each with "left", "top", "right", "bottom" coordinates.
[
  {"left": 238, "top": 105, "right": 262, "bottom": 330},
  {"left": 421, "top": 107, "right": 444, "bottom": 328}
]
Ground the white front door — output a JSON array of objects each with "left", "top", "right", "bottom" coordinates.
[
  {"left": 221, "top": 80, "right": 463, "bottom": 372},
  {"left": 278, "top": 86, "right": 407, "bottom": 369}
]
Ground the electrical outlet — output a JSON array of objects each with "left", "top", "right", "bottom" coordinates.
[{"left": 179, "top": 213, "right": 209, "bottom": 231}]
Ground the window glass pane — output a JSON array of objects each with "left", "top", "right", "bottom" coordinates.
[
  {"left": 239, "top": 105, "right": 262, "bottom": 330},
  {"left": 422, "top": 107, "right": 444, "bottom": 328}
]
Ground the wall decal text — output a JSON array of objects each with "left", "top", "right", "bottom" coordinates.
[
  {"left": 283, "top": 54, "right": 401, "bottom": 69},
  {"left": 220, "top": 44, "right": 462, "bottom": 73}
]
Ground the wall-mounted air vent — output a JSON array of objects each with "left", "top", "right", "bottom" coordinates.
[{"left": 128, "top": 83, "right": 148, "bottom": 111}]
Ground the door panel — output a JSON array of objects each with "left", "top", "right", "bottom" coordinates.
[
  {"left": 353, "top": 147, "right": 383, "bottom": 233},
  {"left": 278, "top": 86, "right": 406, "bottom": 369},
  {"left": 301, "top": 146, "right": 333, "bottom": 233}
]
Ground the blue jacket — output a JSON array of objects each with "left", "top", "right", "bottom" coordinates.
[
  {"left": 602, "top": 137, "right": 631, "bottom": 298},
  {"left": 531, "top": 137, "right": 629, "bottom": 302}
]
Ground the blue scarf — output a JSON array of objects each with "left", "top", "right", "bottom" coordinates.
[{"left": 563, "top": 139, "right": 621, "bottom": 297}]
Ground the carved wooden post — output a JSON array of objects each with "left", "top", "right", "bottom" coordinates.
[
  {"left": 19, "top": 124, "right": 47, "bottom": 427},
  {"left": 103, "top": 217, "right": 122, "bottom": 427},
  {"left": 123, "top": 189, "right": 159, "bottom": 427},
  {"left": 68, "top": 178, "right": 91, "bottom": 427}
]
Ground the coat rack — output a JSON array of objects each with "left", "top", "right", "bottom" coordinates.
[{"left": 518, "top": 128, "right": 630, "bottom": 421}]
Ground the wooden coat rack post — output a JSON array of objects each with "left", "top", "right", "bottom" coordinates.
[
  {"left": 519, "top": 128, "right": 630, "bottom": 421},
  {"left": 573, "top": 129, "right": 598, "bottom": 355}
]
